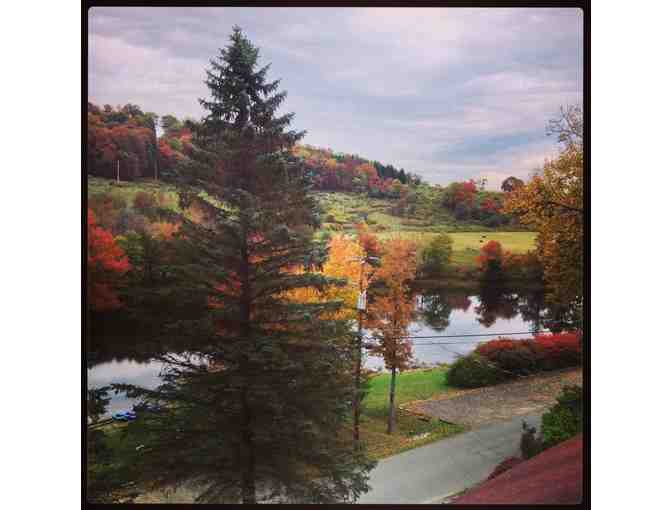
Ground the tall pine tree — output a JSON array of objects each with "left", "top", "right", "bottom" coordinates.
[{"left": 114, "top": 27, "right": 374, "bottom": 503}]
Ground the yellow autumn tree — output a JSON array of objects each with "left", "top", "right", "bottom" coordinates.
[
  {"left": 503, "top": 106, "right": 583, "bottom": 310},
  {"left": 285, "top": 234, "right": 372, "bottom": 321}
]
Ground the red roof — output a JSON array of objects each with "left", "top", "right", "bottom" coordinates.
[{"left": 452, "top": 435, "right": 583, "bottom": 505}]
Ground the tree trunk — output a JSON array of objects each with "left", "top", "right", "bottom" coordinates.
[
  {"left": 240, "top": 388, "right": 256, "bottom": 504},
  {"left": 387, "top": 365, "right": 397, "bottom": 434},
  {"left": 239, "top": 235, "right": 256, "bottom": 504}
]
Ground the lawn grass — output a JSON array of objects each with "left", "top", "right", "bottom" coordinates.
[
  {"left": 358, "top": 367, "right": 465, "bottom": 459},
  {"left": 363, "top": 367, "right": 455, "bottom": 416}
]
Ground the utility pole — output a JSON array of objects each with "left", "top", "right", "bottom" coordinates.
[
  {"left": 116, "top": 159, "right": 120, "bottom": 183},
  {"left": 353, "top": 254, "right": 377, "bottom": 444},
  {"left": 353, "top": 264, "right": 365, "bottom": 443}
]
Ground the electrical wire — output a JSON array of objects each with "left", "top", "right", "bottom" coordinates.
[{"left": 362, "top": 330, "right": 553, "bottom": 341}]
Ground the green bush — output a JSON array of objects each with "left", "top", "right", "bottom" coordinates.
[
  {"left": 419, "top": 233, "right": 454, "bottom": 278},
  {"left": 541, "top": 385, "right": 583, "bottom": 448},
  {"left": 445, "top": 353, "right": 506, "bottom": 388}
]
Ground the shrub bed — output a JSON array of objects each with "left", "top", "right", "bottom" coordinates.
[
  {"left": 446, "top": 332, "right": 581, "bottom": 388},
  {"left": 475, "top": 339, "right": 542, "bottom": 375}
]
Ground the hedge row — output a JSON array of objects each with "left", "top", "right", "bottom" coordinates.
[{"left": 446, "top": 332, "right": 581, "bottom": 388}]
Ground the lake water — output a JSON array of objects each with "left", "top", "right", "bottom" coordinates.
[{"left": 88, "top": 286, "right": 546, "bottom": 415}]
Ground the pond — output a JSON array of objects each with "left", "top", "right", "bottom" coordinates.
[{"left": 87, "top": 285, "right": 549, "bottom": 415}]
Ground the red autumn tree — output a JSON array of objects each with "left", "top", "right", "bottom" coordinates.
[
  {"left": 477, "top": 240, "right": 506, "bottom": 280},
  {"left": 367, "top": 238, "right": 417, "bottom": 434},
  {"left": 87, "top": 208, "right": 131, "bottom": 311}
]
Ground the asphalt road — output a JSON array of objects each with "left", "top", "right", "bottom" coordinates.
[{"left": 357, "top": 414, "right": 542, "bottom": 504}]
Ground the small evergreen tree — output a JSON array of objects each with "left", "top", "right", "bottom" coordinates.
[{"left": 116, "top": 27, "right": 374, "bottom": 503}]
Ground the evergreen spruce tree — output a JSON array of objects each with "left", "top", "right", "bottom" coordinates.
[{"left": 116, "top": 27, "right": 374, "bottom": 503}]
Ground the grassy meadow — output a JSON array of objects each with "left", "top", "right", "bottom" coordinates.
[
  {"left": 314, "top": 191, "right": 536, "bottom": 270},
  {"left": 88, "top": 178, "right": 537, "bottom": 273}
]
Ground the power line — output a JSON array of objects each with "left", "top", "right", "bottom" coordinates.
[
  {"left": 362, "top": 330, "right": 553, "bottom": 341},
  {"left": 408, "top": 341, "right": 521, "bottom": 347}
]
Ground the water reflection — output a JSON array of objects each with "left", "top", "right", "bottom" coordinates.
[
  {"left": 88, "top": 284, "right": 561, "bottom": 408},
  {"left": 417, "top": 291, "right": 471, "bottom": 332},
  {"left": 87, "top": 358, "right": 165, "bottom": 416}
]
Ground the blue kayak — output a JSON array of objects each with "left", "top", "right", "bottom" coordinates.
[{"left": 112, "top": 411, "right": 137, "bottom": 421}]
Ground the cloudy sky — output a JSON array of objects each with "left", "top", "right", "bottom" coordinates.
[{"left": 89, "top": 7, "right": 583, "bottom": 188}]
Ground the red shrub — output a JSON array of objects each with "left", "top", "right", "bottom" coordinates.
[
  {"left": 476, "top": 339, "right": 540, "bottom": 375},
  {"left": 476, "top": 339, "right": 523, "bottom": 358},
  {"left": 533, "top": 332, "right": 582, "bottom": 370},
  {"left": 475, "top": 332, "right": 581, "bottom": 376}
]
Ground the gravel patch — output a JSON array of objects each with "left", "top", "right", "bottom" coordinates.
[{"left": 405, "top": 368, "right": 582, "bottom": 428}]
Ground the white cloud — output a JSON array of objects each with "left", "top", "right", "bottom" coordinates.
[{"left": 88, "top": 7, "right": 583, "bottom": 185}]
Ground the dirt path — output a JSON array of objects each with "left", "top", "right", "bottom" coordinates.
[{"left": 404, "top": 368, "right": 582, "bottom": 428}]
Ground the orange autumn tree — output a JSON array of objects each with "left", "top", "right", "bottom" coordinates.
[
  {"left": 87, "top": 208, "right": 131, "bottom": 311},
  {"left": 367, "top": 238, "right": 417, "bottom": 434},
  {"left": 355, "top": 222, "right": 382, "bottom": 261}
]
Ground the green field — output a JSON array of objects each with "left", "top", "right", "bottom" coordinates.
[
  {"left": 377, "top": 231, "right": 537, "bottom": 270},
  {"left": 313, "top": 191, "right": 536, "bottom": 270},
  {"left": 87, "top": 178, "right": 537, "bottom": 271}
]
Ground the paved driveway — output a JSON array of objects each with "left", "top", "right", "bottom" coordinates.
[{"left": 357, "top": 414, "right": 542, "bottom": 504}]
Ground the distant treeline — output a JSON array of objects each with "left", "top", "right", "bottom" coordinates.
[{"left": 86, "top": 102, "right": 421, "bottom": 196}]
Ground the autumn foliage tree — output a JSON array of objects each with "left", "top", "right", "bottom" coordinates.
[
  {"left": 504, "top": 105, "right": 583, "bottom": 312},
  {"left": 367, "top": 239, "right": 417, "bottom": 434},
  {"left": 355, "top": 222, "right": 382, "bottom": 262},
  {"left": 87, "top": 103, "right": 159, "bottom": 180},
  {"left": 285, "top": 234, "right": 369, "bottom": 322},
  {"left": 476, "top": 240, "right": 505, "bottom": 281},
  {"left": 442, "top": 180, "right": 478, "bottom": 209},
  {"left": 87, "top": 209, "right": 131, "bottom": 311}
]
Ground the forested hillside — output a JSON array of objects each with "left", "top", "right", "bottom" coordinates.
[{"left": 87, "top": 102, "right": 522, "bottom": 231}]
